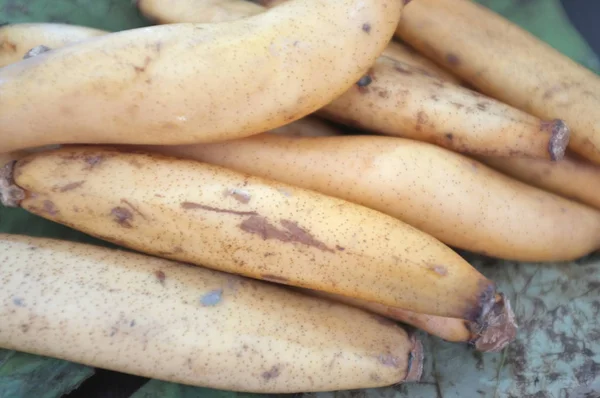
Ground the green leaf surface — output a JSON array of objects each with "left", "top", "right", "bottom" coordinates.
[
  {"left": 0, "top": 0, "right": 599, "bottom": 397},
  {"left": 129, "top": 380, "right": 263, "bottom": 398},
  {"left": 0, "top": 350, "right": 95, "bottom": 398},
  {"left": 479, "top": 0, "right": 600, "bottom": 73}
]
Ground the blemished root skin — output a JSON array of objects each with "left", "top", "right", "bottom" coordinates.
[
  {"left": 546, "top": 119, "right": 570, "bottom": 161},
  {"left": 472, "top": 294, "right": 518, "bottom": 352}
]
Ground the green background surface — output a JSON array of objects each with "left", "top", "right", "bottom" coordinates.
[{"left": 0, "top": 0, "right": 599, "bottom": 397}]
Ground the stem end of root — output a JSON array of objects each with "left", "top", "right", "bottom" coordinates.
[
  {"left": 472, "top": 294, "right": 518, "bottom": 352},
  {"left": 0, "top": 156, "right": 25, "bottom": 207},
  {"left": 546, "top": 119, "right": 570, "bottom": 161},
  {"left": 404, "top": 334, "right": 424, "bottom": 382}
]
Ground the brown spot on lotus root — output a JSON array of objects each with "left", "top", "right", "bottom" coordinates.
[
  {"left": 378, "top": 89, "right": 390, "bottom": 99},
  {"left": 181, "top": 202, "right": 257, "bottom": 216},
  {"left": 416, "top": 111, "right": 428, "bottom": 132},
  {"left": 84, "top": 155, "right": 104, "bottom": 169},
  {"left": 476, "top": 102, "right": 489, "bottom": 111},
  {"left": 240, "top": 216, "right": 334, "bottom": 252},
  {"left": 133, "top": 56, "right": 152, "bottom": 74},
  {"left": 155, "top": 270, "right": 166, "bottom": 285},
  {"left": 1, "top": 40, "right": 17, "bottom": 53},
  {"left": 336, "top": 245, "right": 345, "bottom": 251},
  {"left": 362, "top": 23, "right": 371, "bottom": 33},
  {"left": 445, "top": 133, "right": 454, "bottom": 141},
  {"left": 446, "top": 53, "right": 460, "bottom": 65},
  {"left": 120, "top": 199, "right": 147, "bottom": 219},
  {"left": 262, "top": 365, "right": 281, "bottom": 380},
  {"left": 261, "top": 274, "right": 289, "bottom": 283},
  {"left": 394, "top": 64, "right": 413, "bottom": 75},
  {"left": 57, "top": 181, "right": 85, "bottom": 192},
  {"left": 43, "top": 200, "right": 58, "bottom": 216},
  {"left": 111, "top": 207, "right": 133, "bottom": 228},
  {"left": 378, "top": 354, "right": 401, "bottom": 368}
]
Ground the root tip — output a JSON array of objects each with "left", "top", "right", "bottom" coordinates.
[
  {"left": 0, "top": 160, "right": 25, "bottom": 207},
  {"left": 405, "top": 334, "right": 424, "bottom": 382},
  {"left": 546, "top": 119, "right": 570, "bottom": 161},
  {"left": 473, "top": 294, "right": 518, "bottom": 352}
]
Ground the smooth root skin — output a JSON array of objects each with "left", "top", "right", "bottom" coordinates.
[
  {"left": 4, "top": 146, "right": 496, "bottom": 322},
  {"left": 318, "top": 56, "right": 570, "bottom": 160},
  {"left": 299, "top": 289, "right": 516, "bottom": 353},
  {"left": 132, "top": 134, "right": 600, "bottom": 262},
  {"left": 0, "top": 234, "right": 423, "bottom": 392},
  {"left": 0, "top": 0, "right": 402, "bottom": 153},
  {"left": 0, "top": 23, "right": 105, "bottom": 67},
  {"left": 0, "top": 23, "right": 341, "bottom": 142},
  {"left": 135, "top": 0, "right": 460, "bottom": 85},
  {"left": 396, "top": 0, "right": 600, "bottom": 165},
  {"left": 137, "top": 0, "right": 264, "bottom": 24},
  {"left": 480, "top": 154, "right": 600, "bottom": 211}
]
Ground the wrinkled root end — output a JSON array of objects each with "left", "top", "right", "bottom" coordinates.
[
  {"left": 472, "top": 294, "right": 518, "bottom": 352},
  {"left": 0, "top": 160, "right": 25, "bottom": 207},
  {"left": 404, "top": 334, "right": 424, "bottom": 382},
  {"left": 547, "top": 119, "right": 570, "bottom": 161}
]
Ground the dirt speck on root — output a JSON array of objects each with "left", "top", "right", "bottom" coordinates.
[
  {"left": 356, "top": 75, "right": 373, "bottom": 92},
  {"left": 225, "top": 188, "right": 251, "bottom": 204},
  {"left": 200, "top": 289, "right": 223, "bottom": 307},
  {"left": 12, "top": 297, "right": 25, "bottom": 307},
  {"left": 22, "top": 44, "right": 51, "bottom": 59},
  {"left": 362, "top": 23, "right": 371, "bottom": 33}
]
